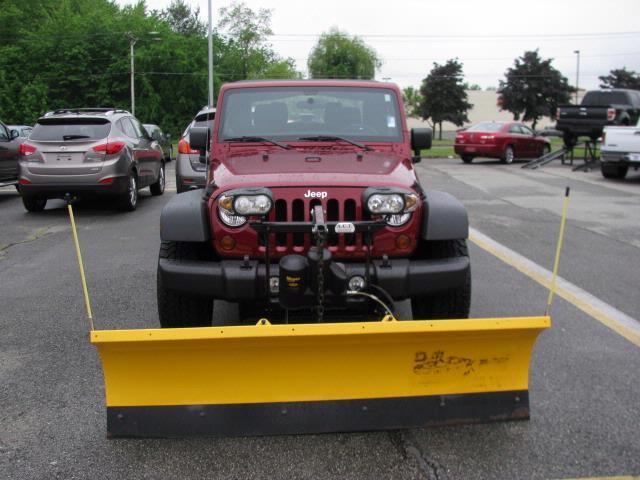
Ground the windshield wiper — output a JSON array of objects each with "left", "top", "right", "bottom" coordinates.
[
  {"left": 224, "top": 136, "right": 291, "bottom": 150},
  {"left": 297, "top": 135, "right": 373, "bottom": 151},
  {"left": 62, "top": 134, "right": 91, "bottom": 141}
]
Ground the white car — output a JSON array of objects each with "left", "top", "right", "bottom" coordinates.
[{"left": 600, "top": 118, "right": 640, "bottom": 179}]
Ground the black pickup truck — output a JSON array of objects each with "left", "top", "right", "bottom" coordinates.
[{"left": 556, "top": 89, "right": 640, "bottom": 147}]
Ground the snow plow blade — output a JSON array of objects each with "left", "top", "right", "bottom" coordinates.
[{"left": 91, "top": 316, "right": 550, "bottom": 438}]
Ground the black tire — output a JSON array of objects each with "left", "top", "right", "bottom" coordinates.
[
  {"left": 410, "top": 239, "right": 471, "bottom": 320},
  {"left": 22, "top": 195, "right": 47, "bottom": 212},
  {"left": 117, "top": 172, "right": 138, "bottom": 211},
  {"left": 461, "top": 154, "right": 474, "bottom": 164},
  {"left": 502, "top": 145, "right": 515, "bottom": 164},
  {"left": 157, "top": 241, "right": 214, "bottom": 328},
  {"left": 601, "top": 163, "right": 628, "bottom": 180},
  {"left": 149, "top": 163, "right": 165, "bottom": 196},
  {"left": 563, "top": 132, "right": 576, "bottom": 148},
  {"left": 540, "top": 144, "right": 551, "bottom": 157}
]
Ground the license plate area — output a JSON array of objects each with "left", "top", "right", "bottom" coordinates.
[
  {"left": 628, "top": 153, "right": 640, "bottom": 161},
  {"left": 57, "top": 155, "right": 72, "bottom": 162}
]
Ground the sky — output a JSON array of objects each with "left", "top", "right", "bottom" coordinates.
[{"left": 117, "top": 0, "right": 640, "bottom": 90}]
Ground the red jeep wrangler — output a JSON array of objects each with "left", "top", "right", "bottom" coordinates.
[{"left": 157, "top": 80, "right": 470, "bottom": 326}]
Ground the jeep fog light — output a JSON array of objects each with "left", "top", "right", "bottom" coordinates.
[
  {"left": 234, "top": 194, "right": 272, "bottom": 215},
  {"left": 386, "top": 213, "right": 411, "bottom": 227},
  {"left": 367, "top": 194, "right": 404, "bottom": 214}
]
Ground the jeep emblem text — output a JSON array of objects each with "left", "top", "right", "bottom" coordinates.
[{"left": 304, "top": 190, "right": 328, "bottom": 199}]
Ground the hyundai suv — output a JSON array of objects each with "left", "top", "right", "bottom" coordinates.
[{"left": 19, "top": 108, "right": 165, "bottom": 212}]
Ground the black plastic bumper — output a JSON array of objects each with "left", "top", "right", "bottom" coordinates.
[
  {"left": 19, "top": 177, "right": 129, "bottom": 197},
  {"left": 158, "top": 256, "right": 470, "bottom": 301}
]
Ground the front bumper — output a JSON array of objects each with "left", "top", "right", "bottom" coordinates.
[{"left": 158, "top": 256, "right": 470, "bottom": 302}]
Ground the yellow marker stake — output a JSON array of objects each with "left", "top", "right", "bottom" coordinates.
[
  {"left": 67, "top": 203, "right": 94, "bottom": 331},
  {"left": 545, "top": 187, "right": 570, "bottom": 316}
]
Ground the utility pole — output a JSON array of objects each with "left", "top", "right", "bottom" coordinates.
[
  {"left": 127, "top": 33, "right": 137, "bottom": 115},
  {"left": 574, "top": 50, "right": 580, "bottom": 104},
  {"left": 207, "top": 0, "right": 214, "bottom": 108},
  {"left": 126, "top": 32, "right": 160, "bottom": 116}
]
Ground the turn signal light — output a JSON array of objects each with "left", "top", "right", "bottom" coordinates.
[
  {"left": 395, "top": 234, "right": 411, "bottom": 250},
  {"left": 93, "top": 142, "right": 125, "bottom": 155},
  {"left": 220, "top": 235, "right": 236, "bottom": 251},
  {"left": 19, "top": 143, "right": 37, "bottom": 156}
]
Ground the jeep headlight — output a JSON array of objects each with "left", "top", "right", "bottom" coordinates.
[
  {"left": 367, "top": 194, "right": 404, "bottom": 214},
  {"left": 217, "top": 190, "right": 273, "bottom": 227},
  {"left": 233, "top": 194, "right": 272, "bottom": 215},
  {"left": 365, "top": 192, "right": 419, "bottom": 215}
]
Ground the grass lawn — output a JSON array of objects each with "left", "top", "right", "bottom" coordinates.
[{"left": 420, "top": 137, "right": 600, "bottom": 160}]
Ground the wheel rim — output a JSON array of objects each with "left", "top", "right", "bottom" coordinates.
[
  {"left": 505, "top": 148, "right": 514, "bottom": 163},
  {"left": 159, "top": 166, "right": 165, "bottom": 191},
  {"left": 129, "top": 176, "right": 137, "bottom": 206}
]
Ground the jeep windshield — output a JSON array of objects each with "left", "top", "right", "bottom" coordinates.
[{"left": 218, "top": 86, "right": 403, "bottom": 143}]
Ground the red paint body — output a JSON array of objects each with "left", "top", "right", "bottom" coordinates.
[
  {"left": 454, "top": 122, "right": 550, "bottom": 161},
  {"left": 206, "top": 80, "right": 421, "bottom": 260}
]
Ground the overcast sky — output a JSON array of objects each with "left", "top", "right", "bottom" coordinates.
[{"left": 117, "top": 0, "right": 640, "bottom": 90}]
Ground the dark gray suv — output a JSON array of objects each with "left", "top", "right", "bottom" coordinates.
[
  {"left": 19, "top": 108, "right": 165, "bottom": 212},
  {"left": 176, "top": 106, "right": 215, "bottom": 193}
]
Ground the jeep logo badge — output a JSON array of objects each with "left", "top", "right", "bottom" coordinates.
[{"left": 304, "top": 190, "right": 328, "bottom": 199}]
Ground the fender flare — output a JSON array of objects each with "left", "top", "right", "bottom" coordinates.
[
  {"left": 420, "top": 190, "right": 469, "bottom": 240},
  {"left": 160, "top": 189, "right": 210, "bottom": 242}
]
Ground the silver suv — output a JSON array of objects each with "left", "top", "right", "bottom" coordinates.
[
  {"left": 18, "top": 108, "right": 165, "bottom": 212},
  {"left": 176, "top": 106, "right": 215, "bottom": 193}
]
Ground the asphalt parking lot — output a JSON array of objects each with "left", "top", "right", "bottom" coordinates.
[{"left": 1, "top": 159, "right": 639, "bottom": 480}]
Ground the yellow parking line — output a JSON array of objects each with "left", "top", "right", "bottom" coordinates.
[
  {"left": 469, "top": 228, "right": 640, "bottom": 349},
  {"left": 557, "top": 477, "right": 639, "bottom": 480}
]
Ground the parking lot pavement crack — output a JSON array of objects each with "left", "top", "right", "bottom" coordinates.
[
  {"left": 0, "top": 228, "right": 52, "bottom": 259},
  {"left": 388, "top": 431, "right": 447, "bottom": 480}
]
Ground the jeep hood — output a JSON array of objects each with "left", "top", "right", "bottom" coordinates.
[{"left": 213, "top": 150, "right": 417, "bottom": 189}]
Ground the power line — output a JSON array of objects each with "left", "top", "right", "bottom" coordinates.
[{"left": 268, "top": 30, "right": 640, "bottom": 39}]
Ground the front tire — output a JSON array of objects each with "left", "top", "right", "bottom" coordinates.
[
  {"left": 157, "top": 241, "right": 214, "bottom": 328},
  {"left": 22, "top": 195, "right": 47, "bottom": 212},
  {"left": 461, "top": 154, "right": 474, "bottom": 164},
  {"left": 502, "top": 145, "right": 515, "bottom": 164},
  {"left": 149, "top": 163, "right": 165, "bottom": 196},
  {"left": 601, "top": 163, "right": 628, "bottom": 180},
  {"left": 410, "top": 239, "right": 471, "bottom": 320}
]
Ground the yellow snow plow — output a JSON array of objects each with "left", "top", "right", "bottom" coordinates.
[
  {"left": 67, "top": 187, "right": 569, "bottom": 438},
  {"left": 92, "top": 315, "right": 549, "bottom": 437}
]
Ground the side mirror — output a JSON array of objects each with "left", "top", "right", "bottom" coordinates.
[
  {"left": 189, "top": 127, "right": 209, "bottom": 151},
  {"left": 410, "top": 128, "right": 432, "bottom": 163},
  {"left": 10, "top": 129, "right": 19, "bottom": 140}
]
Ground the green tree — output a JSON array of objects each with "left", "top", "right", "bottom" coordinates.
[
  {"left": 599, "top": 67, "right": 640, "bottom": 89},
  {"left": 308, "top": 28, "right": 381, "bottom": 80},
  {"left": 159, "top": 0, "right": 205, "bottom": 36},
  {"left": 419, "top": 59, "right": 472, "bottom": 140},
  {"left": 217, "top": 1, "right": 298, "bottom": 80},
  {"left": 402, "top": 86, "right": 423, "bottom": 118},
  {"left": 498, "top": 50, "right": 572, "bottom": 130}
]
